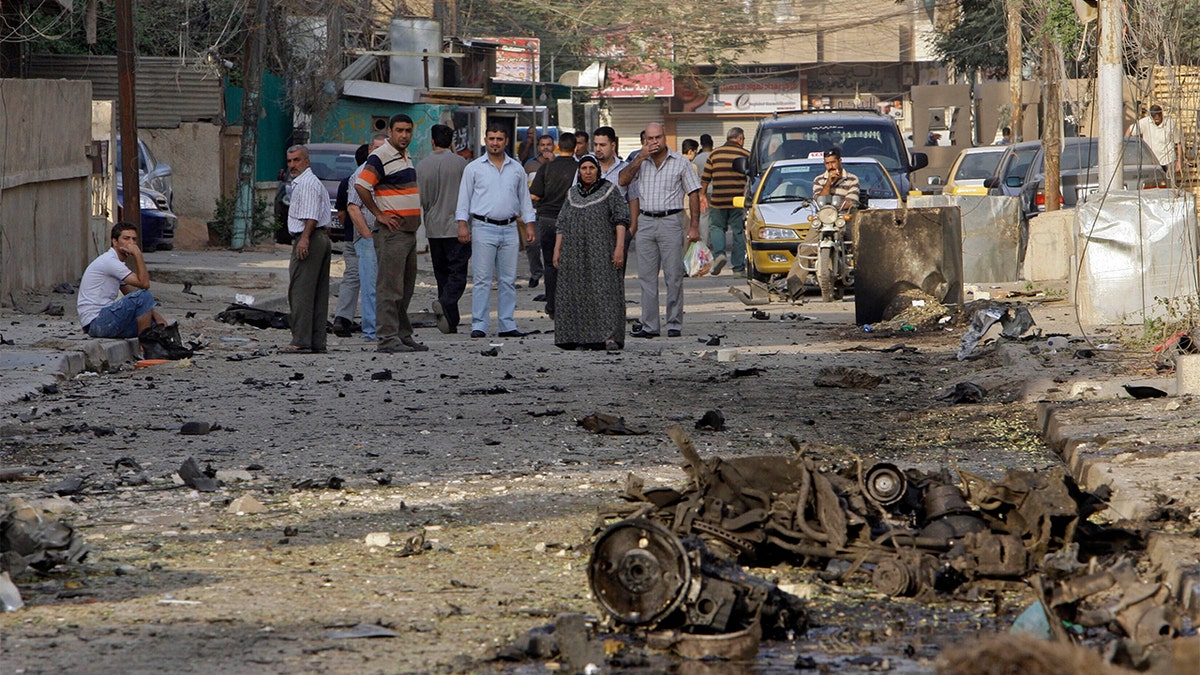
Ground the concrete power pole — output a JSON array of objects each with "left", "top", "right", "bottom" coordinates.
[
  {"left": 1097, "top": 0, "right": 1123, "bottom": 195},
  {"left": 1006, "top": 0, "right": 1023, "bottom": 142},
  {"left": 115, "top": 0, "right": 140, "bottom": 238},
  {"left": 231, "top": 0, "right": 270, "bottom": 250}
]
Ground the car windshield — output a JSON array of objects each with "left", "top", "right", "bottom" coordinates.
[
  {"left": 1002, "top": 146, "right": 1039, "bottom": 181},
  {"left": 758, "top": 124, "right": 906, "bottom": 170},
  {"left": 759, "top": 161, "right": 895, "bottom": 202},
  {"left": 954, "top": 152, "right": 1003, "bottom": 181},
  {"left": 759, "top": 164, "right": 822, "bottom": 201},
  {"left": 851, "top": 162, "right": 898, "bottom": 199},
  {"left": 308, "top": 150, "right": 359, "bottom": 181}
]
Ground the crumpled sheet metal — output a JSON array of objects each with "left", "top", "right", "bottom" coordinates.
[
  {"left": 1074, "top": 189, "right": 1198, "bottom": 325},
  {"left": 602, "top": 430, "right": 1099, "bottom": 600},
  {"left": 910, "top": 195, "right": 1021, "bottom": 283},
  {"left": 0, "top": 497, "right": 89, "bottom": 578}
]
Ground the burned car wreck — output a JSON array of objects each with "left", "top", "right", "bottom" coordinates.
[{"left": 587, "top": 428, "right": 1184, "bottom": 663}]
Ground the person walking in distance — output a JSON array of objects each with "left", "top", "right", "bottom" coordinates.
[
  {"left": 455, "top": 123, "right": 537, "bottom": 338},
  {"left": 355, "top": 113, "right": 427, "bottom": 353},
  {"left": 618, "top": 122, "right": 702, "bottom": 338},
  {"left": 344, "top": 134, "right": 387, "bottom": 341},
  {"left": 701, "top": 127, "right": 750, "bottom": 275},
  {"left": 1127, "top": 104, "right": 1184, "bottom": 180},
  {"left": 417, "top": 124, "right": 470, "bottom": 334},
  {"left": 281, "top": 144, "right": 333, "bottom": 354},
  {"left": 529, "top": 132, "right": 578, "bottom": 319}
]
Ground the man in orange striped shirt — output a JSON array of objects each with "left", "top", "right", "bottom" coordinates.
[{"left": 355, "top": 114, "right": 428, "bottom": 353}]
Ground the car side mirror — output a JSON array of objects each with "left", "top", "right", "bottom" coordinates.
[
  {"left": 928, "top": 176, "right": 943, "bottom": 186},
  {"left": 732, "top": 196, "right": 746, "bottom": 208},
  {"left": 732, "top": 157, "right": 747, "bottom": 175},
  {"left": 910, "top": 152, "right": 929, "bottom": 171},
  {"left": 983, "top": 177, "right": 999, "bottom": 188},
  {"left": 1005, "top": 176, "right": 1022, "bottom": 188}
]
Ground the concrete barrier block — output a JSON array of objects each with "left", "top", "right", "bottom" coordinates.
[
  {"left": 855, "top": 206, "right": 964, "bottom": 325},
  {"left": 1022, "top": 210, "right": 1073, "bottom": 281},
  {"left": 1177, "top": 354, "right": 1200, "bottom": 395}
]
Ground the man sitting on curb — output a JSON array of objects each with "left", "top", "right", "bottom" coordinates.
[{"left": 77, "top": 221, "right": 168, "bottom": 339}]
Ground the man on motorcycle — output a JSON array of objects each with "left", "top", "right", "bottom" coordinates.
[
  {"left": 804, "top": 147, "right": 860, "bottom": 247},
  {"left": 812, "top": 147, "right": 860, "bottom": 206}
]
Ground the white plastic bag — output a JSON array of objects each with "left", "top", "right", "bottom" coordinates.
[{"left": 684, "top": 241, "right": 713, "bottom": 277}]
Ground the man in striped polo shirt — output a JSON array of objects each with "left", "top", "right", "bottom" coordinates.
[
  {"left": 700, "top": 127, "right": 750, "bottom": 275},
  {"left": 355, "top": 113, "right": 427, "bottom": 353}
]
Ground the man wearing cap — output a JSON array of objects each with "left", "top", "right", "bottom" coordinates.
[{"left": 1128, "top": 104, "right": 1183, "bottom": 178}]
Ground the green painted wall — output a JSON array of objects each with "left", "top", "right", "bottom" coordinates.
[
  {"left": 310, "top": 101, "right": 455, "bottom": 165},
  {"left": 225, "top": 72, "right": 293, "bottom": 183}
]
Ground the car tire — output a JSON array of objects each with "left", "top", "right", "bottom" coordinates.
[{"left": 746, "top": 258, "right": 770, "bottom": 283}]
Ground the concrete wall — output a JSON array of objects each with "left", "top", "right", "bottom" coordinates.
[
  {"left": 0, "top": 79, "right": 93, "bottom": 299},
  {"left": 140, "top": 123, "right": 222, "bottom": 222}
]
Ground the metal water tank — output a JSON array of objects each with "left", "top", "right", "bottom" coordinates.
[{"left": 390, "top": 18, "right": 442, "bottom": 89}]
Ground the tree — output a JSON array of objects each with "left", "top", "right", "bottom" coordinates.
[{"left": 929, "top": 0, "right": 1011, "bottom": 80}]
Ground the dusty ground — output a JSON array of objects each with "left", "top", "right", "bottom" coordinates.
[{"left": 0, "top": 257, "right": 1145, "bottom": 673}]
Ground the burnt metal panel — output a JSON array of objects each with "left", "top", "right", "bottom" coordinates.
[
  {"left": 27, "top": 54, "right": 222, "bottom": 128},
  {"left": 854, "top": 206, "right": 964, "bottom": 325}
]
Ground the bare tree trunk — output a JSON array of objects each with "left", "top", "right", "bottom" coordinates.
[
  {"left": 1007, "top": 0, "right": 1023, "bottom": 142},
  {"left": 1043, "top": 34, "right": 1062, "bottom": 213},
  {"left": 232, "top": 0, "right": 270, "bottom": 250}
]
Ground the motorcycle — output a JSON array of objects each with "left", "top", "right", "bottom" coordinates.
[{"left": 787, "top": 194, "right": 855, "bottom": 302}]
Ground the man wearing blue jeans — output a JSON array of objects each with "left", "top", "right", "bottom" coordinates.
[
  {"left": 77, "top": 222, "right": 168, "bottom": 338},
  {"left": 345, "top": 135, "right": 386, "bottom": 340},
  {"left": 455, "top": 123, "right": 537, "bottom": 338}
]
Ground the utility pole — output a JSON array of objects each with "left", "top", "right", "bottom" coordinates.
[
  {"left": 115, "top": 0, "right": 140, "bottom": 238},
  {"left": 1097, "top": 0, "right": 1123, "bottom": 195},
  {"left": 1043, "top": 34, "right": 1062, "bottom": 213},
  {"left": 1006, "top": 0, "right": 1023, "bottom": 142},
  {"left": 231, "top": 0, "right": 270, "bottom": 250}
]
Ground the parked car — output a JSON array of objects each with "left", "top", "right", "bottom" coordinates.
[
  {"left": 116, "top": 136, "right": 173, "bottom": 208},
  {"left": 746, "top": 109, "right": 927, "bottom": 197},
  {"left": 273, "top": 143, "right": 358, "bottom": 243},
  {"left": 939, "top": 146, "right": 1007, "bottom": 195},
  {"left": 1016, "top": 137, "right": 1169, "bottom": 220},
  {"left": 736, "top": 156, "right": 900, "bottom": 282},
  {"left": 984, "top": 140, "right": 1042, "bottom": 197},
  {"left": 116, "top": 184, "right": 177, "bottom": 251}
]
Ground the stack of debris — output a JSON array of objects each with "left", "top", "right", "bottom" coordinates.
[{"left": 587, "top": 427, "right": 1187, "bottom": 664}]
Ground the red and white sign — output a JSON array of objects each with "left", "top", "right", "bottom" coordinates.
[
  {"left": 601, "top": 68, "right": 675, "bottom": 98},
  {"left": 484, "top": 37, "right": 540, "bottom": 82}
]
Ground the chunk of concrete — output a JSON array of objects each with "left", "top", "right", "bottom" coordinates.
[{"left": 855, "top": 206, "right": 963, "bottom": 325}]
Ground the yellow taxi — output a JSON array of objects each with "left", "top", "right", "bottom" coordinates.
[
  {"left": 735, "top": 157, "right": 900, "bottom": 281},
  {"left": 940, "top": 146, "right": 1007, "bottom": 195}
]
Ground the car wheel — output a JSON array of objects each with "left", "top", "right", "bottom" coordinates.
[{"left": 746, "top": 258, "right": 770, "bottom": 283}]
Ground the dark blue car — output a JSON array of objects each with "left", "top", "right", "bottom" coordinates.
[{"left": 116, "top": 185, "right": 177, "bottom": 251}]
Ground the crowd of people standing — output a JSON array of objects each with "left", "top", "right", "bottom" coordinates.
[{"left": 276, "top": 117, "right": 746, "bottom": 354}]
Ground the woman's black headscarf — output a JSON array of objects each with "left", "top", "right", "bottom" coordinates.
[{"left": 576, "top": 154, "right": 606, "bottom": 197}]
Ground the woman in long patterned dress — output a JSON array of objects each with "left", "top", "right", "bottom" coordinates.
[{"left": 552, "top": 154, "right": 630, "bottom": 351}]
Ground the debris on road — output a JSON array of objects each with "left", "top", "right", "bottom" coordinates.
[
  {"left": 0, "top": 496, "right": 89, "bottom": 578},
  {"left": 227, "top": 494, "right": 266, "bottom": 515},
  {"left": 326, "top": 623, "right": 400, "bottom": 639},
  {"left": 215, "top": 303, "right": 289, "bottom": 329},
  {"left": 577, "top": 413, "right": 644, "bottom": 436},
  {"left": 177, "top": 457, "right": 219, "bottom": 492},
  {"left": 957, "top": 302, "right": 1037, "bottom": 360},
  {"left": 695, "top": 409, "right": 726, "bottom": 431},
  {"left": 940, "top": 381, "right": 987, "bottom": 404},
  {"left": 813, "top": 366, "right": 884, "bottom": 389}
]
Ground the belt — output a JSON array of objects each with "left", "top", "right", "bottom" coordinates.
[
  {"left": 640, "top": 208, "right": 683, "bottom": 218},
  {"left": 471, "top": 213, "right": 516, "bottom": 226}
]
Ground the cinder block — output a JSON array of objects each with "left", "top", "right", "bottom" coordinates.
[
  {"left": 1176, "top": 354, "right": 1200, "bottom": 395},
  {"left": 1022, "top": 210, "right": 1073, "bottom": 281}
]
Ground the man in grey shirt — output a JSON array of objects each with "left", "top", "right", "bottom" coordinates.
[{"left": 417, "top": 124, "right": 470, "bottom": 333}]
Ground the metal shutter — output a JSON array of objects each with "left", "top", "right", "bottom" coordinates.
[
  {"left": 600, "top": 99, "right": 667, "bottom": 158},
  {"left": 673, "top": 117, "right": 759, "bottom": 152}
]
